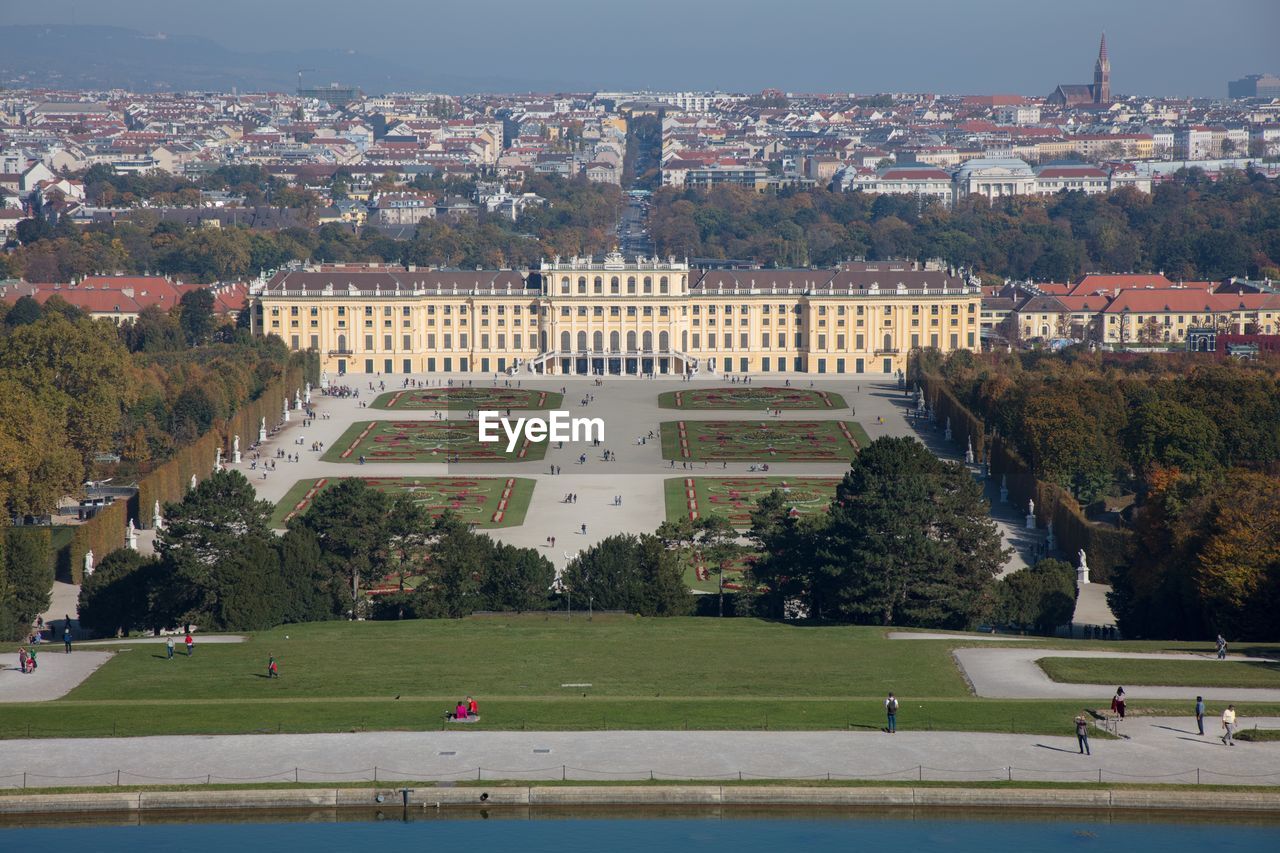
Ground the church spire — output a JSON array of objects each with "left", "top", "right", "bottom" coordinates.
[
  {"left": 1093, "top": 32, "right": 1111, "bottom": 103},
  {"left": 1098, "top": 32, "right": 1108, "bottom": 64}
]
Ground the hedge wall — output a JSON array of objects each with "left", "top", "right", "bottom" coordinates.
[
  {"left": 58, "top": 355, "right": 310, "bottom": 581},
  {"left": 925, "top": 371, "right": 1132, "bottom": 585}
]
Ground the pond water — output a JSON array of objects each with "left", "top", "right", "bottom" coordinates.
[{"left": 2, "top": 810, "right": 1276, "bottom": 852}]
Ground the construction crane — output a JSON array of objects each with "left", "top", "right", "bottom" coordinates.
[{"left": 296, "top": 68, "right": 316, "bottom": 93}]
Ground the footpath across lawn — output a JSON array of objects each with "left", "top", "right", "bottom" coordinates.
[{"left": 1039, "top": 657, "right": 1280, "bottom": 689}]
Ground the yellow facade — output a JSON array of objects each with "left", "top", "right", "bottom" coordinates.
[{"left": 253, "top": 255, "right": 982, "bottom": 376}]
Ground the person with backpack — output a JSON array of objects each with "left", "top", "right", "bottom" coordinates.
[{"left": 885, "top": 692, "right": 899, "bottom": 733}]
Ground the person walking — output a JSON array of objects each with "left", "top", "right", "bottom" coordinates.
[
  {"left": 885, "top": 692, "right": 899, "bottom": 733},
  {"left": 63, "top": 627, "right": 72, "bottom": 654},
  {"left": 1074, "top": 711, "right": 1091, "bottom": 755},
  {"left": 1221, "top": 705, "right": 1237, "bottom": 746},
  {"left": 1111, "top": 687, "right": 1126, "bottom": 720},
  {"left": 166, "top": 637, "right": 175, "bottom": 660},
  {"left": 268, "top": 655, "right": 279, "bottom": 679},
  {"left": 185, "top": 633, "right": 194, "bottom": 657},
  {"left": 1216, "top": 634, "right": 1228, "bottom": 660},
  {"left": 1195, "top": 696, "right": 1206, "bottom": 736}
]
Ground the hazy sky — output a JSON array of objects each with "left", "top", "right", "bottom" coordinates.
[{"left": 4, "top": 0, "right": 1277, "bottom": 96}]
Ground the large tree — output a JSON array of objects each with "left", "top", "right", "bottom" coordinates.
[
  {"left": 561, "top": 533, "right": 692, "bottom": 616},
  {"left": 763, "top": 437, "right": 1006, "bottom": 627}
]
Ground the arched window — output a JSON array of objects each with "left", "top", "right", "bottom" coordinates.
[
  {"left": 627, "top": 276, "right": 636, "bottom": 294},
  {"left": 642, "top": 331, "right": 653, "bottom": 352},
  {"left": 883, "top": 333, "right": 892, "bottom": 351},
  {"left": 577, "top": 277, "right": 587, "bottom": 294},
  {"left": 560, "top": 331, "right": 571, "bottom": 352},
  {"left": 594, "top": 276, "right": 603, "bottom": 294},
  {"left": 643, "top": 276, "right": 652, "bottom": 294},
  {"left": 659, "top": 276, "right": 669, "bottom": 294},
  {"left": 577, "top": 331, "right": 588, "bottom": 351},
  {"left": 337, "top": 334, "right": 347, "bottom": 352},
  {"left": 610, "top": 331, "right": 620, "bottom": 352},
  {"left": 593, "top": 330, "right": 603, "bottom": 352},
  {"left": 626, "top": 330, "right": 637, "bottom": 352},
  {"left": 561, "top": 276, "right": 571, "bottom": 294},
  {"left": 610, "top": 276, "right": 620, "bottom": 294},
  {"left": 659, "top": 331, "right": 669, "bottom": 352}
]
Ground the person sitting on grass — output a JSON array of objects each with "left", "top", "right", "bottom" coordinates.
[{"left": 467, "top": 696, "right": 478, "bottom": 716}]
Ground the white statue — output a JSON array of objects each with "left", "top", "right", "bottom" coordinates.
[
  {"left": 320, "top": 370, "right": 330, "bottom": 389},
  {"left": 283, "top": 395, "right": 290, "bottom": 422},
  {"left": 999, "top": 474, "right": 1009, "bottom": 504},
  {"left": 259, "top": 417, "right": 267, "bottom": 443},
  {"left": 84, "top": 549, "right": 94, "bottom": 577},
  {"left": 214, "top": 446, "right": 223, "bottom": 472},
  {"left": 126, "top": 518, "right": 138, "bottom": 551},
  {"left": 944, "top": 416, "right": 953, "bottom": 442},
  {"left": 190, "top": 474, "right": 198, "bottom": 491},
  {"left": 965, "top": 437, "right": 974, "bottom": 465},
  {"left": 1025, "top": 498, "right": 1036, "bottom": 530},
  {"left": 153, "top": 499, "right": 164, "bottom": 531},
  {"left": 1077, "top": 549, "right": 1091, "bottom": 585},
  {"left": 294, "top": 389, "right": 302, "bottom": 410},
  {"left": 304, "top": 382, "right": 312, "bottom": 405},
  {"left": 232, "top": 435, "right": 241, "bottom": 464}
]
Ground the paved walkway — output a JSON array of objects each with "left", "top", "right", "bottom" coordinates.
[
  {"left": 0, "top": 650, "right": 112, "bottom": 702},
  {"left": 1, "top": 722, "right": 1276, "bottom": 789},
  {"left": 953, "top": 647, "right": 1280, "bottom": 701}
]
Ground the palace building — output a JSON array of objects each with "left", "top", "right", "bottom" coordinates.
[{"left": 251, "top": 254, "right": 982, "bottom": 377}]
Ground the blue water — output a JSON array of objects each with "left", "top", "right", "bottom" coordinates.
[{"left": 2, "top": 816, "right": 1276, "bottom": 852}]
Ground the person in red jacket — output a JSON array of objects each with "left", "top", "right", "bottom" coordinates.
[{"left": 467, "top": 696, "right": 478, "bottom": 716}]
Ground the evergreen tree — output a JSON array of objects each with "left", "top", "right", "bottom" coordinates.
[
  {"left": 5, "top": 527, "right": 53, "bottom": 627},
  {"left": 562, "top": 533, "right": 692, "bottom": 616},
  {"left": 277, "top": 527, "right": 341, "bottom": 623},
  {"left": 997, "top": 558, "right": 1077, "bottom": 634},
  {"left": 76, "top": 548, "right": 162, "bottom": 637}
]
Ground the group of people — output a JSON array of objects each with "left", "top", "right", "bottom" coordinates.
[{"left": 445, "top": 696, "right": 479, "bottom": 721}]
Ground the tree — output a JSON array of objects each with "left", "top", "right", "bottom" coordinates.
[
  {"left": 814, "top": 437, "right": 1006, "bottom": 627},
  {"left": 4, "top": 527, "right": 53, "bottom": 627},
  {"left": 277, "top": 527, "right": 342, "bottom": 623},
  {"left": 76, "top": 549, "right": 162, "bottom": 637},
  {"left": 0, "top": 378, "right": 83, "bottom": 518},
  {"left": 291, "top": 478, "right": 394, "bottom": 613},
  {"left": 562, "top": 533, "right": 692, "bottom": 616},
  {"left": 747, "top": 489, "right": 826, "bottom": 618},
  {"left": 1125, "top": 399, "right": 1221, "bottom": 477},
  {"left": 3, "top": 296, "right": 42, "bottom": 327},
  {"left": 997, "top": 558, "right": 1077, "bottom": 633},
  {"left": 481, "top": 542, "right": 555, "bottom": 612},
  {"left": 178, "top": 288, "right": 217, "bottom": 346},
  {"left": 153, "top": 470, "right": 279, "bottom": 629},
  {"left": 1191, "top": 472, "right": 1280, "bottom": 640}
]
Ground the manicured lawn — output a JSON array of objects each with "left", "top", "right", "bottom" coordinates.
[
  {"left": 658, "top": 387, "right": 847, "bottom": 410},
  {"left": 322, "top": 420, "right": 547, "bottom": 463},
  {"left": 270, "top": 476, "right": 535, "bottom": 528},
  {"left": 4, "top": 620, "right": 1280, "bottom": 739},
  {"left": 660, "top": 420, "right": 864, "bottom": 461},
  {"left": 372, "top": 387, "right": 563, "bottom": 411},
  {"left": 1039, "top": 657, "right": 1280, "bottom": 689},
  {"left": 664, "top": 476, "right": 840, "bottom": 527}
]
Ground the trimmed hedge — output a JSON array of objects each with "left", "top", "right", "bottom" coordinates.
[
  {"left": 927, "top": 372, "right": 1132, "bottom": 585},
  {"left": 921, "top": 371, "right": 986, "bottom": 463},
  {"left": 59, "top": 355, "right": 310, "bottom": 581}
]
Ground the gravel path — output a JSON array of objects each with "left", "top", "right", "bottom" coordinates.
[
  {"left": 0, "top": 650, "right": 113, "bottom": 702},
  {"left": 1, "top": 720, "right": 1276, "bottom": 789},
  {"left": 953, "top": 648, "right": 1280, "bottom": 701}
]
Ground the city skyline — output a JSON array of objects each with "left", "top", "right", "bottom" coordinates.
[{"left": 2, "top": 0, "right": 1277, "bottom": 97}]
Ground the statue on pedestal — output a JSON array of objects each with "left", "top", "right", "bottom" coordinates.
[
  {"left": 232, "top": 435, "right": 241, "bottom": 464},
  {"left": 154, "top": 499, "right": 164, "bottom": 531},
  {"left": 259, "top": 417, "right": 267, "bottom": 443},
  {"left": 283, "top": 396, "right": 290, "bottom": 422},
  {"left": 1026, "top": 498, "right": 1036, "bottom": 530},
  {"left": 304, "top": 383, "right": 312, "bottom": 406},
  {"left": 999, "top": 474, "right": 1009, "bottom": 503},
  {"left": 190, "top": 474, "right": 198, "bottom": 491},
  {"left": 294, "top": 389, "right": 302, "bottom": 410},
  {"left": 1077, "top": 549, "right": 1091, "bottom": 585},
  {"left": 126, "top": 518, "right": 138, "bottom": 551},
  {"left": 84, "top": 549, "right": 94, "bottom": 577},
  {"left": 320, "top": 370, "right": 330, "bottom": 390},
  {"left": 965, "top": 437, "right": 974, "bottom": 465},
  {"left": 214, "top": 446, "right": 223, "bottom": 472}
]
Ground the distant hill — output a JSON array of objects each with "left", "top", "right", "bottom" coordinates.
[{"left": 0, "top": 25, "right": 555, "bottom": 94}]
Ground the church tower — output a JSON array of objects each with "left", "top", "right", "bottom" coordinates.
[{"left": 1093, "top": 32, "right": 1111, "bottom": 103}]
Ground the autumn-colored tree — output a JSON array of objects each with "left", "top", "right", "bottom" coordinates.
[{"left": 1192, "top": 472, "right": 1280, "bottom": 640}]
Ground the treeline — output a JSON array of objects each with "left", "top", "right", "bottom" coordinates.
[
  {"left": 2, "top": 174, "right": 622, "bottom": 282},
  {"left": 931, "top": 349, "right": 1280, "bottom": 640},
  {"left": 649, "top": 168, "right": 1280, "bottom": 280},
  {"left": 935, "top": 349, "right": 1280, "bottom": 504}
]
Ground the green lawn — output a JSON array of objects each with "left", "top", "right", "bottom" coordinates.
[
  {"left": 371, "top": 387, "right": 564, "bottom": 411},
  {"left": 271, "top": 476, "right": 535, "bottom": 528},
  {"left": 661, "top": 420, "right": 864, "bottom": 461},
  {"left": 322, "top": 420, "right": 547, "bottom": 463},
  {"left": 5, "top": 621, "right": 1279, "bottom": 740},
  {"left": 663, "top": 476, "right": 840, "bottom": 527},
  {"left": 1039, "top": 657, "right": 1280, "bottom": 689},
  {"left": 658, "top": 387, "right": 848, "bottom": 410}
]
